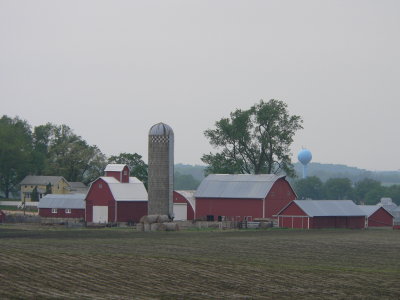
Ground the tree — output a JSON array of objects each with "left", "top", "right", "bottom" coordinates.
[
  {"left": 353, "top": 178, "right": 382, "bottom": 204},
  {"left": 294, "top": 176, "right": 324, "bottom": 200},
  {"left": 31, "top": 186, "right": 39, "bottom": 202},
  {"left": 201, "top": 99, "right": 303, "bottom": 176},
  {"left": 174, "top": 171, "right": 200, "bottom": 190},
  {"left": 0, "top": 116, "right": 33, "bottom": 198},
  {"left": 108, "top": 153, "right": 148, "bottom": 187},
  {"left": 45, "top": 182, "right": 52, "bottom": 195},
  {"left": 324, "top": 178, "right": 353, "bottom": 200}
]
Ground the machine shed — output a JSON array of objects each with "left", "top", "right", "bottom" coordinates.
[
  {"left": 277, "top": 200, "right": 366, "bottom": 229},
  {"left": 195, "top": 174, "right": 296, "bottom": 221}
]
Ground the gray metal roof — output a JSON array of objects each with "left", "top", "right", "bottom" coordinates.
[
  {"left": 292, "top": 200, "right": 366, "bottom": 217},
  {"left": 93, "top": 177, "right": 148, "bottom": 201},
  {"left": 358, "top": 205, "right": 381, "bottom": 217},
  {"left": 195, "top": 174, "right": 285, "bottom": 199},
  {"left": 38, "top": 194, "right": 85, "bottom": 209},
  {"left": 149, "top": 122, "right": 174, "bottom": 136},
  {"left": 20, "top": 175, "right": 69, "bottom": 186},
  {"left": 104, "top": 164, "right": 127, "bottom": 172}
]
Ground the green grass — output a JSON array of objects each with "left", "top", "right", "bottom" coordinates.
[{"left": 0, "top": 225, "right": 399, "bottom": 299}]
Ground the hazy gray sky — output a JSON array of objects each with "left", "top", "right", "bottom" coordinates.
[{"left": 1, "top": 0, "right": 399, "bottom": 171}]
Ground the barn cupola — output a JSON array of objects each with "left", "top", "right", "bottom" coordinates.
[{"left": 104, "top": 164, "right": 130, "bottom": 183}]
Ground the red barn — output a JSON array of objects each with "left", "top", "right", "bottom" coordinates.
[
  {"left": 173, "top": 190, "right": 195, "bottom": 221},
  {"left": 358, "top": 205, "right": 394, "bottom": 227},
  {"left": 194, "top": 174, "right": 296, "bottom": 221},
  {"left": 85, "top": 164, "right": 148, "bottom": 224},
  {"left": 276, "top": 200, "right": 366, "bottom": 229},
  {"left": 38, "top": 194, "right": 86, "bottom": 220}
]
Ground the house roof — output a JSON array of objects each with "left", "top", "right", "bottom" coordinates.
[
  {"left": 38, "top": 194, "right": 85, "bottom": 209},
  {"left": 69, "top": 182, "right": 86, "bottom": 189},
  {"left": 195, "top": 174, "right": 285, "bottom": 199},
  {"left": 104, "top": 164, "right": 128, "bottom": 172},
  {"left": 289, "top": 200, "right": 366, "bottom": 217},
  {"left": 20, "top": 176, "right": 69, "bottom": 187},
  {"left": 97, "top": 177, "right": 148, "bottom": 201}
]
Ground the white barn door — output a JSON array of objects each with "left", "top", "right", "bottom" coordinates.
[
  {"left": 173, "top": 203, "right": 187, "bottom": 221},
  {"left": 93, "top": 206, "right": 108, "bottom": 223}
]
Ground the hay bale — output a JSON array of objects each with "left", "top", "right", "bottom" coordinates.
[
  {"left": 156, "top": 215, "right": 170, "bottom": 223},
  {"left": 143, "top": 223, "right": 151, "bottom": 232},
  {"left": 136, "top": 223, "right": 144, "bottom": 231},
  {"left": 140, "top": 215, "right": 159, "bottom": 224},
  {"left": 150, "top": 223, "right": 165, "bottom": 231},
  {"left": 164, "top": 222, "right": 179, "bottom": 231}
]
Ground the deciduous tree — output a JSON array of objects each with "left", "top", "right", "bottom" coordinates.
[{"left": 202, "top": 99, "right": 303, "bottom": 176}]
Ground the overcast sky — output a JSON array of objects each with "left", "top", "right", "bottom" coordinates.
[{"left": 1, "top": 0, "right": 399, "bottom": 171}]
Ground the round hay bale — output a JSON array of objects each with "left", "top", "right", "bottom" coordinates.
[
  {"left": 164, "top": 222, "right": 179, "bottom": 231},
  {"left": 150, "top": 223, "right": 164, "bottom": 231},
  {"left": 136, "top": 223, "right": 144, "bottom": 231},
  {"left": 140, "top": 215, "right": 159, "bottom": 224},
  {"left": 156, "top": 215, "right": 170, "bottom": 223},
  {"left": 143, "top": 223, "right": 151, "bottom": 232}
]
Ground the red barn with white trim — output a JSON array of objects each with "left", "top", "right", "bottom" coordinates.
[
  {"left": 358, "top": 205, "right": 394, "bottom": 227},
  {"left": 277, "top": 200, "right": 366, "bottom": 229},
  {"left": 195, "top": 174, "right": 296, "bottom": 221},
  {"left": 85, "top": 164, "right": 148, "bottom": 224}
]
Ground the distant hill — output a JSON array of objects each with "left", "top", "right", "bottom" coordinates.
[
  {"left": 174, "top": 163, "right": 400, "bottom": 187},
  {"left": 293, "top": 162, "right": 400, "bottom": 185}
]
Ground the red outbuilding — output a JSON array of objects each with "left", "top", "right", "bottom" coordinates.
[
  {"left": 173, "top": 190, "right": 195, "bottom": 221},
  {"left": 85, "top": 164, "right": 148, "bottom": 224},
  {"left": 358, "top": 205, "right": 394, "bottom": 227},
  {"left": 276, "top": 200, "right": 366, "bottom": 229},
  {"left": 38, "top": 193, "right": 86, "bottom": 221},
  {"left": 194, "top": 174, "right": 296, "bottom": 221},
  {"left": 0, "top": 210, "right": 5, "bottom": 223}
]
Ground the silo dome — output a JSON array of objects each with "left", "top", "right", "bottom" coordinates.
[
  {"left": 298, "top": 149, "right": 312, "bottom": 165},
  {"left": 149, "top": 122, "right": 174, "bottom": 136}
]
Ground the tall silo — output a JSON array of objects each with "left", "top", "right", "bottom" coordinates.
[{"left": 148, "top": 122, "right": 174, "bottom": 217}]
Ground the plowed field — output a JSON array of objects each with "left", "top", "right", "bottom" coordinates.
[{"left": 0, "top": 225, "right": 399, "bottom": 299}]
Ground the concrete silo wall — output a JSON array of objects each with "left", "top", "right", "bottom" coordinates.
[{"left": 148, "top": 131, "right": 174, "bottom": 216}]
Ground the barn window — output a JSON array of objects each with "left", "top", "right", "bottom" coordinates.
[
  {"left": 123, "top": 171, "right": 127, "bottom": 175},
  {"left": 99, "top": 183, "right": 103, "bottom": 189},
  {"left": 65, "top": 208, "right": 71, "bottom": 214},
  {"left": 51, "top": 208, "right": 57, "bottom": 214}
]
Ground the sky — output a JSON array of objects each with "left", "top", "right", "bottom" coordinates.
[{"left": 1, "top": 0, "right": 399, "bottom": 171}]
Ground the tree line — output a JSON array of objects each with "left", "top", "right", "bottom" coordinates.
[
  {"left": 293, "top": 176, "right": 400, "bottom": 205},
  {"left": 0, "top": 115, "right": 148, "bottom": 198}
]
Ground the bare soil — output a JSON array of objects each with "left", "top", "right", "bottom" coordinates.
[{"left": 0, "top": 224, "right": 399, "bottom": 299}]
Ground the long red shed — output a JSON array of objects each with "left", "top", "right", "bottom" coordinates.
[
  {"left": 85, "top": 164, "right": 148, "bottom": 224},
  {"left": 194, "top": 174, "right": 296, "bottom": 221},
  {"left": 276, "top": 200, "right": 366, "bottom": 229},
  {"left": 38, "top": 194, "right": 86, "bottom": 220},
  {"left": 358, "top": 205, "right": 394, "bottom": 227}
]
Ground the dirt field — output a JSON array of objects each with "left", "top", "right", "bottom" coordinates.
[{"left": 0, "top": 225, "right": 399, "bottom": 299}]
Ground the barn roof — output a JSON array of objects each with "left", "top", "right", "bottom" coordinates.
[
  {"left": 98, "top": 176, "right": 148, "bottom": 201},
  {"left": 291, "top": 200, "right": 366, "bottom": 217},
  {"left": 20, "top": 175, "right": 69, "bottom": 186},
  {"left": 38, "top": 194, "right": 85, "bottom": 209},
  {"left": 104, "top": 164, "right": 128, "bottom": 172},
  {"left": 195, "top": 174, "right": 285, "bottom": 199},
  {"left": 358, "top": 205, "right": 393, "bottom": 217},
  {"left": 175, "top": 190, "right": 196, "bottom": 210}
]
